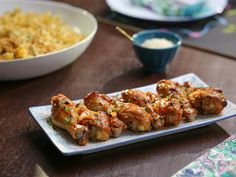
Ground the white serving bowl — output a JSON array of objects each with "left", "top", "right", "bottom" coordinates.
[{"left": 0, "top": 0, "right": 98, "bottom": 80}]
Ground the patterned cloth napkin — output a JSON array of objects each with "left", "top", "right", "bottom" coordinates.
[{"left": 173, "top": 134, "right": 236, "bottom": 177}]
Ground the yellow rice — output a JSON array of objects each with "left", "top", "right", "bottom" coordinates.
[{"left": 0, "top": 8, "right": 85, "bottom": 60}]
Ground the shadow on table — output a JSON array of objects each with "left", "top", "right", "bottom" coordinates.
[
  {"left": 0, "top": 63, "right": 73, "bottom": 100},
  {"left": 103, "top": 67, "right": 167, "bottom": 93},
  {"left": 25, "top": 123, "right": 229, "bottom": 177}
]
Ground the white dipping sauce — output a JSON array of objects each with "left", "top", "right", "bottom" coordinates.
[{"left": 141, "top": 38, "right": 174, "bottom": 49}]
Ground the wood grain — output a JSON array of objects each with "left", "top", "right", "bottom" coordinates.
[{"left": 0, "top": 1, "right": 236, "bottom": 177}]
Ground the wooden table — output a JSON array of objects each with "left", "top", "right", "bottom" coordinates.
[{"left": 1, "top": 1, "right": 236, "bottom": 177}]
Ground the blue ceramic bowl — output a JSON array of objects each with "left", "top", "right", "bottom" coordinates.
[{"left": 132, "top": 30, "right": 182, "bottom": 72}]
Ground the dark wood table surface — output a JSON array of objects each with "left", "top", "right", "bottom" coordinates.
[{"left": 1, "top": 1, "right": 236, "bottom": 177}]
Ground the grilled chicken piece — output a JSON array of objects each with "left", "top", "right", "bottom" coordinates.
[
  {"left": 146, "top": 91, "right": 161, "bottom": 103},
  {"left": 76, "top": 103, "right": 111, "bottom": 141},
  {"left": 156, "top": 80, "right": 198, "bottom": 122},
  {"left": 84, "top": 91, "right": 126, "bottom": 137},
  {"left": 116, "top": 102, "right": 152, "bottom": 131},
  {"left": 156, "top": 79, "right": 186, "bottom": 98},
  {"left": 121, "top": 89, "right": 164, "bottom": 129},
  {"left": 122, "top": 89, "right": 152, "bottom": 107},
  {"left": 153, "top": 98, "right": 183, "bottom": 126},
  {"left": 84, "top": 91, "right": 115, "bottom": 113},
  {"left": 84, "top": 91, "right": 152, "bottom": 132},
  {"left": 51, "top": 94, "right": 89, "bottom": 146},
  {"left": 180, "top": 97, "right": 198, "bottom": 122},
  {"left": 187, "top": 87, "right": 227, "bottom": 114}
]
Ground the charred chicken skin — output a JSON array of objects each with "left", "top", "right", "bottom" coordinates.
[
  {"left": 153, "top": 98, "right": 183, "bottom": 126},
  {"left": 156, "top": 79, "right": 186, "bottom": 98},
  {"left": 84, "top": 91, "right": 126, "bottom": 137},
  {"left": 116, "top": 102, "right": 152, "bottom": 131},
  {"left": 176, "top": 81, "right": 227, "bottom": 114},
  {"left": 84, "top": 91, "right": 152, "bottom": 132},
  {"left": 121, "top": 89, "right": 164, "bottom": 129},
  {"left": 187, "top": 87, "right": 227, "bottom": 114},
  {"left": 83, "top": 91, "right": 115, "bottom": 113},
  {"left": 76, "top": 103, "right": 111, "bottom": 141},
  {"left": 156, "top": 80, "right": 198, "bottom": 122},
  {"left": 51, "top": 94, "right": 89, "bottom": 146}
]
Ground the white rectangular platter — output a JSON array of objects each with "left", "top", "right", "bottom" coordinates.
[{"left": 28, "top": 73, "right": 236, "bottom": 156}]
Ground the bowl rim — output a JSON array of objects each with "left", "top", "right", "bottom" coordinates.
[
  {"left": 132, "top": 29, "right": 182, "bottom": 50},
  {"left": 0, "top": 0, "right": 98, "bottom": 63}
]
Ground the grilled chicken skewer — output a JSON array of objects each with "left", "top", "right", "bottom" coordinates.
[{"left": 51, "top": 94, "right": 89, "bottom": 146}]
